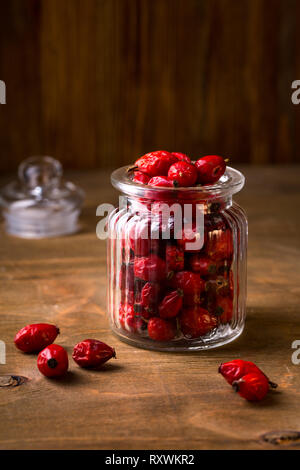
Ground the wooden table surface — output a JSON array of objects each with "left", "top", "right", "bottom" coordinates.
[{"left": 0, "top": 166, "right": 300, "bottom": 450}]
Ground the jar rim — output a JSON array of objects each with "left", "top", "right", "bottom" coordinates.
[{"left": 111, "top": 165, "right": 245, "bottom": 199}]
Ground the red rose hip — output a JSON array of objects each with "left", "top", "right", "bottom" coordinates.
[
  {"left": 171, "top": 271, "right": 205, "bottom": 295},
  {"left": 37, "top": 344, "right": 69, "bottom": 378},
  {"left": 72, "top": 339, "right": 116, "bottom": 368},
  {"left": 148, "top": 317, "right": 176, "bottom": 341},
  {"left": 168, "top": 161, "right": 198, "bottom": 187},
  {"left": 134, "top": 255, "right": 166, "bottom": 282},
  {"left": 135, "top": 151, "right": 178, "bottom": 177},
  {"left": 141, "top": 282, "right": 160, "bottom": 308},
  {"left": 133, "top": 171, "right": 150, "bottom": 184},
  {"left": 189, "top": 255, "right": 217, "bottom": 276},
  {"left": 148, "top": 176, "right": 174, "bottom": 188},
  {"left": 195, "top": 155, "right": 227, "bottom": 184},
  {"left": 232, "top": 373, "right": 270, "bottom": 402},
  {"left": 172, "top": 152, "right": 192, "bottom": 163},
  {"left": 218, "top": 359, "right": 278, "bottom": 389},
  {"left": 158, "top": 290, "right": 183, "bottom": 319},
  {"left": 180, "top": 307, "right": 217, "bottom": 338},
  {"left": 14, "top": 323, "right": 60, "bottom": 353}
]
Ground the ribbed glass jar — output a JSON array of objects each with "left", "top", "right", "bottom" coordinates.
[{"left": 107, "top": 166, "right": 247, "bottom": 351}]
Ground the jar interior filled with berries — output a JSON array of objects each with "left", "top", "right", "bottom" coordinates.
[{"left": 107, "top": 153, "right": 247, "bottom": 351}]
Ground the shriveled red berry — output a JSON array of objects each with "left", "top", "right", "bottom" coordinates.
[
  {"left": 168, "top": 161, "right": 198, "bottom": 187},
  {"left": 206, "top": 228, "right": 233, "bottom": 261},
  {"left": 189, "top": 255, "right": 217, "bottom": 276},
  {"left": 158, "top": 290, "right": 183, "bottom": 319},
  {"left": 148, "top": 317, "right": 176, "bottom": 341},
  {"left": 166, "top": 244, "right": 184, "bottom": 272},
  {"left": 172, "top": 152, "right": 192, "bottom": 163},
  {"left": 135, "top": 151, "right": 178, "bottom": 177},
  {"left": 119, "top": 303, "right": 145, "bottom": 332},
  {"left": 141, "top": 282, "right": 160, "bottom": 308},
  {"left": 133, "top": 171, "right": 150, "bottom": 184},
  {"left": 218, "top": 359, "right": 278, "bottom": 389},
  {"left": 180, "top": 307, "right": 217, "bottom": 338},
  {"left": 148, "top": 176, "right": 174, "bottom": 188},
  {"left": 134, "top": 255, "right": 166, "bottom": 282},
  {"left": 37, "top": 344, "right": 68, "bottom": 378},
  {"left": 171, "top": 271, "right": 205, "bottom": 295},
  {"left": 195, "top": 155, "right": 227, "bottom": 184},
  {"left": 72, "top": 339, "right": 116, "bottom": 368},
  {"left": 14, "top": 323, "right": 59, "bottom": 353},
  {"left": 232, "top": 373, "right": 270, "bottom": 402}
]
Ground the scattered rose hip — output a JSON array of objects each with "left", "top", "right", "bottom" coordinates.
[
  {"left": 37, "top": 344, "right": 69, "bottom": 378},
  {"left": 219, "top": 360, "right": 278, "bottom": 401},
  {"left": 72, "top": 339, "right": 116, "bottom": 368},
  {"left": 14, "top": 323, "right": 59, "bottom": 353},
  {"left": 232, "top": 373, "right": 270, "bottom": 402},
  {"left": 14, "top": 323, "right": 117, "bottom": 379}
]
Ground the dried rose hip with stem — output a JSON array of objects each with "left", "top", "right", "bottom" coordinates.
[
  {"left": 218, "top": 359, "right": 278, "bottom": 389},
  {"left": 232, "top": 373, "right": 270, "bottom": 402},
  {"left": 72, "top": 339, "right": 116, "bottom": 368},
  {"left": 14, "top": 323, "right": 60, "bottom": 353}
]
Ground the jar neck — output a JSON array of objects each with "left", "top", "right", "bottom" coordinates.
[{"left": 122, "top": 195, "right": 233, "bottom": 215}]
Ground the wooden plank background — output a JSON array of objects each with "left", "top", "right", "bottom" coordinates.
[{"left": 0, "top": 0, "right": 300, "bottom": 172}]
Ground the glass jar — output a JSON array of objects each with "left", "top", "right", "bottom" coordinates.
[{"left": 107, "top": 165, "right": 247, "bottom": 351}]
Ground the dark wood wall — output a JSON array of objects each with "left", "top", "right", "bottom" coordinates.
[{"left": 0, "top": 0, "right": 299, "bottom": 173}]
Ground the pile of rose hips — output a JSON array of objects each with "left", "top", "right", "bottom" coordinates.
[
  {"left": 132, "top": 151, "right": 227, "bottom": 187},
  {"left": 14, "top": 323, "right": 116, "bottom": 378},
  {"left": 219, "top": 360, "right": 278, "bottom": 401},
  {"left": 118, "top": 150, "right": 233, "bottom": 342}
]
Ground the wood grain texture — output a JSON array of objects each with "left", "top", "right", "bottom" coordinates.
[
  {"left": 0, "top": 0, "right": 300, "bottom": 173},
  {"left": 0, "top": 166, "right": 300, "bottom": 450}
]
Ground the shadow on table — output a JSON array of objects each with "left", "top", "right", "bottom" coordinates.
[{"left": 220, "top": 306, "right": 294, "bottom": 355}]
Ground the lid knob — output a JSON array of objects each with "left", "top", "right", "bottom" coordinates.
[{"left": 18, "top": 156, "right": 62, "bottom": 191}]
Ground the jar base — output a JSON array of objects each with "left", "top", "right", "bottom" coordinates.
[{"left": 110, "top": 324, "right": 244, "bottom": 352}]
